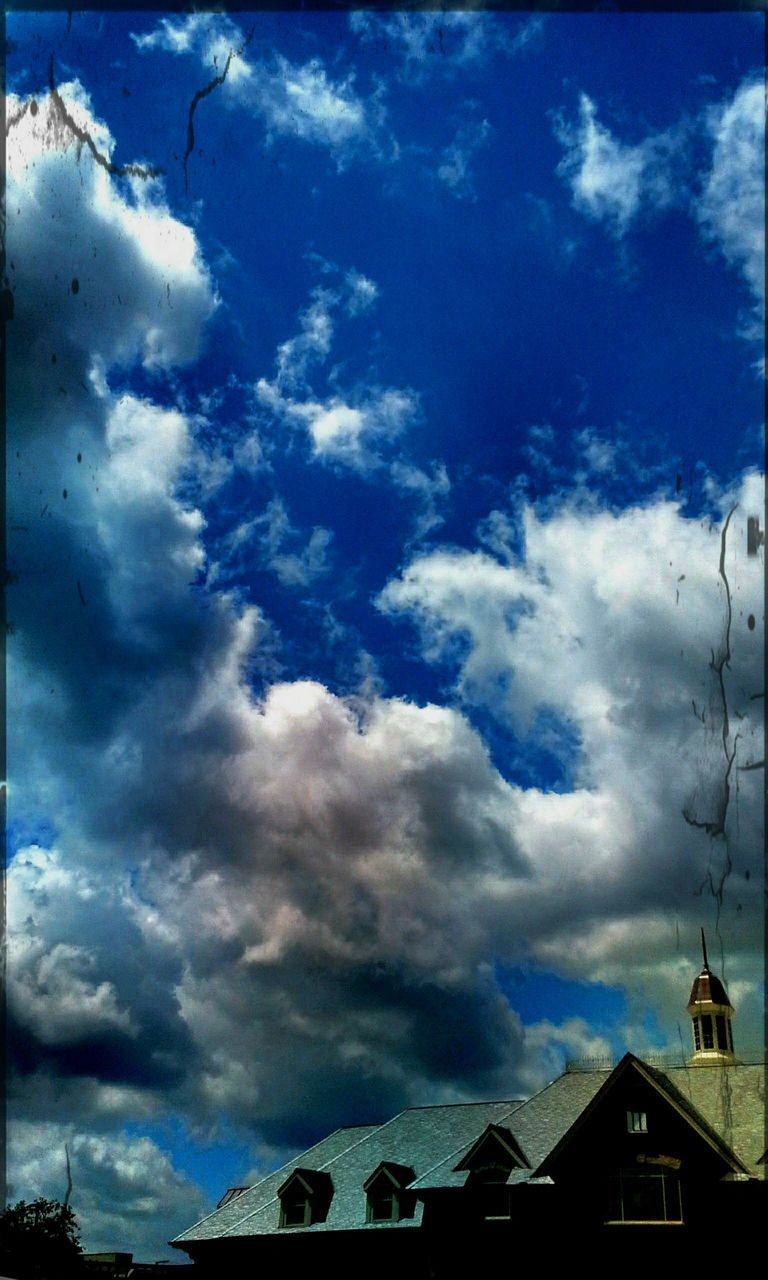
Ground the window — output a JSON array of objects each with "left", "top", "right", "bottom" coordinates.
[
  {"left": 366, "top": 1187, "right": 399, "bottom": 1223},
  {"left": 277, "top": 1169, "right": 333, "bottom": 1228},
  {"left": 363, "top": 1164, "right": 415, "bottom": 1224},
  {"left": 280, "top": 1192, "right": 311, "bottom": 1228},
  {"left": 715, "top": 1015, "right": 729, "bottom": 1052},
  {"left": 693, "top": 1017, "right": 701, "bottom": 1051},
  {"left": 626, "top": 1110, "right": 648, "bottom": 1134},
  {"left": 605, "top": 1169, "right": 683, "bottom": 1225},
  {"left": 701, "top": 1014, "right": 714, "bottom": 1049},
  {"left": 467, "top": 1165, "right": 513, "bottom": 1220}
]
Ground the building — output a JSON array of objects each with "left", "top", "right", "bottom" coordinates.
[{"left": 172, "top": 938, "right": 766, "bottom": 1274}]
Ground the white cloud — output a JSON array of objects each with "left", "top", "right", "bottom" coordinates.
[
  {"left": 217, "top": 497, "right": 334, "bottom": 589},
  {"left": 555, "top": 73, "right": 765, "bottom": 346},
  {"left": 697, "top": 76, "right": 765, "bottom": 312},
  {"left": 437, "top": 117, "right": 491, "bottom": 201},
  {"left": 555, "top": 93, "right": 678, "bottom": 237},
  {"left": 286, "top": 387, "right": 420, "bottom": 470},
  {"left": 6, "top": 83, "right": 216, "bottom": 389},
  {"left": 344, "top": 269, "right": 379, "bottom": 316},
  {"left": 134, "top": 14, "right": 389, "bottom": 167},
  {"left": 350, "top": 10, "right": 544, "bottom": 79},
  {"left": 378, "top": 476, "right": 764, "bottom": 1034},
  {"left": 254, "top": 277, "right": 426, "bottom": 479}
]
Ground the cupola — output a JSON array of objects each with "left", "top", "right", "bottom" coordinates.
[{"left": 687, "top": 929, "right": 735, "bottom": 1064}]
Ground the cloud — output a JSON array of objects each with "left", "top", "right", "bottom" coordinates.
[
  {"left": 217, "top": 497, "right": 334, "bottom": 589},
  {"left": 437, "top": 117, "right": 491, "bottom": 201},
  {"left": 134, "top": 13, "right": 390, "bottom": 167},
  {"left": 554, "top": 93, "right": 679, "bottom": 237},
  {"left": 8, "top": 1121, "right": 206, "bottom": 1259},
  {"left": 253, "top": 275, "right": 439, "bottom": 501},
  {"left": 344, "top": 269, "right": 379, "bottom": 316},
  {"left": 554, "top": 73, "right": 764, "bottom": 339},
  {"left": 349, "top": 10, "right": 544, "bottom": 80},
  {"left": 6, "top": 73, "right": 763, "bottom": 1261},
  {"left": 697, "top": 76, "right": 765, "bottom": 314},
  {"left": 378, "top": 474, "right": 764, "bottom": 1028}
]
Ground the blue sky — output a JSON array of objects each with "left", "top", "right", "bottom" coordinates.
[{"left": 5, "top": 6, "right": 764, "bottom": 1259}]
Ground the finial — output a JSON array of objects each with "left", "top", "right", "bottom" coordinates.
[{"left": 701, "top": 927, "right": 709, "bottom": 970}]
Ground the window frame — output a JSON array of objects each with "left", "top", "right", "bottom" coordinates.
[
  {"left": 626, "top": 1109, "right": 648, "bottom": 1134},
  {"left": 279, "top": 1192, "right": 313, "bottom": 1229},
  {"left": 604, "top": 1168, "right": 683, "bottom": 1226}
]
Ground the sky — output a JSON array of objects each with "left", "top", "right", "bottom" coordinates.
[{"left": 4, "top": 5, "right": 765, "bottom": 1262}]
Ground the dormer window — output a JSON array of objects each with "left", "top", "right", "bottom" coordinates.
[
  {"left": 455, "top": 1124, "right": 529, "bottom": 1222},
  {"left": 626, "top": 1110, "right": 648, "bottom": 1134},
  {"left": 363, "top": 1163, "right": 415, "bottom": 1224},
  {"left": 277, "top": 1169, "right": 333, "bottom": 1229}
]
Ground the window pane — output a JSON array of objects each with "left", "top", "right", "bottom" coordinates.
[
  {"left": 621, "top": 1174, "right": 665, "bottom": 1221},
  {"left": 368, "top": 1193, "right": 395, "bottom": 1222},
  {"left": 282, "top": 1197, "right": 309, "bottom": 1226}
]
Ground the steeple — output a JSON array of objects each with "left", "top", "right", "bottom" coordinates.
[{"left": 686, "top": 929, "right": 735, "bottom": 1064}]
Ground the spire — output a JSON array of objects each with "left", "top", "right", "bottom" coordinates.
[{"left": 687, "top": 930, "right": 735, "bottom": 1065}]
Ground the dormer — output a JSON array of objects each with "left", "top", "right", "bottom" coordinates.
[
  {"left": 276, "top": 1168, "right": 333, "bottom": 1228},
  {"left": 455, "top": 1123, "right": 530, "bottom": 1180},
  {"left": 455, "top": 1124, "right": 530, "bottom": 1221},
  {"left": 363, "top": 1162, "right": 416, "bottom": 1223},
  {"left": 687, "top": 930, "right": 735, "bottom": 1064}
]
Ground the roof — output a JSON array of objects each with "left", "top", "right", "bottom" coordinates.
[
  {"left": 413, "top": 1069, "right": 608, "bottom": 1190},
  {"left": 173, "top": 1056, "right": 766, "bottom": 1247},
  {"left": 173, "top": 1100, "right": 523, "bottom": 1243},
  {"left": 688, "top": 966, "right": 732, "bottom": 1009},
  {"left": 656, "top": 1061, "right": 766, "bottom": 1178}
]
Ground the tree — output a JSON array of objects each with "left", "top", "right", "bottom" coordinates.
[{"left": 0, "top": 1198, "right": 85, "bottom": 1279}]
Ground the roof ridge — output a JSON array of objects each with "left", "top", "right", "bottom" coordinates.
[{"left": 402, "top": 1097, "right": 524, "bottom": 1113}]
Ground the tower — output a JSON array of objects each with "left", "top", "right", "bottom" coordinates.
[{"left": 687, "top": 929, "right": 735, "bottom": 1063}]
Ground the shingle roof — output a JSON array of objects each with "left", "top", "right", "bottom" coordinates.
[
  {"left": 657, "top": 1061, "right": 766, "bottom": 1178},
  {"left": 174, "top": 1100, "right": 523, "bottom": 1242},
  {"left": 173, "top": 1123, "right": 380, "bottom": 1243},
  {"left": 413, "top": 1069, "right": 609, "bottom": 1190},
  {"left": 173, "top": 1056, "right": 766, "bottom": 1246}
]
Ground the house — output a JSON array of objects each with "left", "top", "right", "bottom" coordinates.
[{"left": 172, "top": 937, "right": 765, "bottom": 1274}]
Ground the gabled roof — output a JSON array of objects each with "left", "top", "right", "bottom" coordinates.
[
  {"left": 362, "top": 1162, "right": 416, "bottom": 1193},
  {"left": 413, "top": 1070, "right": 607, "bottom": 1191},
  {"left": 454, "top": 1123, "right": 530, "bottom": 1172},
  {"left": 276, "top": 1167, "right": 333, "bottom": 1199},
  {"left": 535, "top": 1053, "right": 750, "bottom": 1178},
  {"left": 173, "top": 1055, "right": 766, "bottom": 1249}
]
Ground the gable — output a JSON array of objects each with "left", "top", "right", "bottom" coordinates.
[
  {"left": 363, "top": 1162, "right": 416, "bottom": 1194},
  {"left": 455, "top": 1125, "right": 530, "bottom": 1174},
  {"left": 277, "top": 1168, "right": 333, "bottom": 1200},
  {"left": 536, "top": 1055, "right": 748, "bottom": 1180}
]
